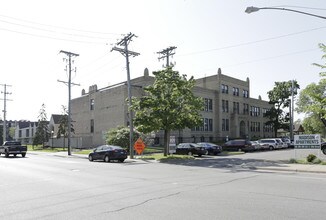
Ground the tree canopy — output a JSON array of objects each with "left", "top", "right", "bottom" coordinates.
[
  {"left": 265, "top": 80, "right": 300, "bottom": 137},
  {"left": 131, "top": 67, "right": 203, "bottom": 156},
  {"left": 33, "top": 103, "right": 49, "bottom": 147}
]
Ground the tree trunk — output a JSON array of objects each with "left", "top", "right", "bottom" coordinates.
[{"left": 163, "top": 129, "right": 170, "bottom": 156}]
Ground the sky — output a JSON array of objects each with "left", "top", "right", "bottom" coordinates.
[{"left": 1, "top": 0, "right": 326, "bottom": 122}]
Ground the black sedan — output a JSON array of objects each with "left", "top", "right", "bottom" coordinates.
[
  {"left": 88, "top": 145, "right": 127, "bottom": 162},
  {"left": 197, "top": 142, "right": 222, "bottom": 155},
  {"left": 175, "top": 143, "right": 207, "bottom": 157}
]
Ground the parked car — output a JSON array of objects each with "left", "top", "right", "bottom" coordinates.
[
  {"left": 175, "top": 143, "right": 207, "bottom": 156},
  {"left": 222, "top": 139, "right": 253, "bottom": 152},
  {"left": 275, "top": 138, "right": 288, "bottom": 149},
  {"left": 259, "top": 139, "right": 282, "bottom": 150},
  {"left": 250, "top": 141, "right": 263, "bottom": 151},
  {"left": 88, "top": 145, "right": 127, "bottom": 162},
  {"left": 197, "top": 142, "right": 222, "bottom": 155},
  {"left": 321, "top": 142, "right": 326, "bottom": 155}
]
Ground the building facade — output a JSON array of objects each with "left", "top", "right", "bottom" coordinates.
[{"left": 71, "top": 68, "right": 274, "bottom": 148}]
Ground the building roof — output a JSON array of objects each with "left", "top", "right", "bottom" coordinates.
[{"left": 51, "top": 114, "right": 64, "bottom": 124}]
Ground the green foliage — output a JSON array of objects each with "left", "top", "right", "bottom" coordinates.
[
  {"left": 57, "top": 105, "right": 75, "bottom": 140},
  {"left": 131, "top": 67, "right": 204, "bottom": 156},
  {"left": 265, "top": 80, "right": 300, "bottom": 136},
  {"left": 105, "top": 126, "right": 152, "bottom": 149},
  {"left": 297, "top": 44, "right": 326, "bottom": 131},
  {"left": 306, "top": 154, "right": 317, "bottom": 163},
  {"left": 33, "top": 103, "right": 50, "bottom": 147},
  {"left": 301, "top": 115, "right": 326, "bottom": 136}
]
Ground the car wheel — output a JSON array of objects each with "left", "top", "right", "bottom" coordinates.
[
  {"left": 21, "top": 153, "right": 26, "bottom": 157},
  {"left": 119, "top": 159, "right": 125, "bottom": 163},
  {"left": 322, "top": 148, "right": 326, "bottom": 155},
  {"left": 188, "top": 151, "right": 193, "bottom": 156},
  {"left": 88, "top": 155, "right": 93, "bottom": 161},
  {"left": 104, "top": 155, "right": 110, "bottom": 163},
  {"left": 269, "top": 146, "right": 274, "bottom": 150}
]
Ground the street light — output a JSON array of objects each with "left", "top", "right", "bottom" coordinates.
[{"left": 245, "top": 6, "right": 326, "bottom": 20}]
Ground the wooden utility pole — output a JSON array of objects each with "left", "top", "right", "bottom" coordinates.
[
  {"left": 1, "top": 84, "right": 12, "bottom": 143},
  {"left": 58, "top": 50, "right": 79, "bottom": 156},
  {"left": 111, "top": 33, "right": 140, "bottom": 159}
]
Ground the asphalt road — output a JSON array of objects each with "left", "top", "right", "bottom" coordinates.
[{"left": 1, "top": 151, "right": 326, "bottom": 220}]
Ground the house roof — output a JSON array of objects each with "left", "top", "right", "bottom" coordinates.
[{"left": 51, "top": 114, "right": 64, "bottom": 124}]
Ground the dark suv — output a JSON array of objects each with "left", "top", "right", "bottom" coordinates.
[
  {"left": 322, "top": 142, "right": 326, "bottom": 155},
  {"left": 222, "top": 139, "right": 253, "bottom": 152}
]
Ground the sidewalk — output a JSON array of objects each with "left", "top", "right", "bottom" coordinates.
[{"left": 29, "top": 151, "right": 326, "bottom": 174}]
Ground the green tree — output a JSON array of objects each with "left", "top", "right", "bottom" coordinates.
[
  {"left": 105, "top": 126, "right": 152, "bottom": 151},
  {"left": 33, "top": 103, "right": 49, "bottom": 148},
  {"left": 265, "top": 80, "right": 300, "bottom": 137},
  {"left": 296, "top": 79, "right": 326, "bottom": 130},
  {"left": 57, "top": 105, "right": 75, "bottom": 148},
  {"left": 131, "top": 67, "right": 204, "bottom": 156}
]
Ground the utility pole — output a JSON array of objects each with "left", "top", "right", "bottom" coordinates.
[
  {"left": 1, "top": 84, "right": 12, "bottom": 144},
  {"left": 111, "top": 32, "right": 140, "bottom": 159},
  {"left": 290, "top": 80, "right": 295, "bottom": 141},
  {"left": 157, "top": 46, "right": 177, "bottom": 68},
  {"left": 58, "top": 50, "right": 79, "bottom": 156}
]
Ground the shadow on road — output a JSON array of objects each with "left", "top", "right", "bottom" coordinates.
[{"left": 159, "top": 156, "right": 289, "bottom": 172}]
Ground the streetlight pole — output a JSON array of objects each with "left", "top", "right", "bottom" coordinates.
[{"left": 245, "top": 6, "right": 326, "bottom": 20}]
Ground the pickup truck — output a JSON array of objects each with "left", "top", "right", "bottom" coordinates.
[{"left": 0, "top": 141, "right": 27, "bottom": 158}]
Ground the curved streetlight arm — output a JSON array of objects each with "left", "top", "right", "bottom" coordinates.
[{"left": 245, "top": 6, "right": 326, "bottom": 20}]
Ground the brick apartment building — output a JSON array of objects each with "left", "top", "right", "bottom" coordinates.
[{"left": 71, "top": 68, "right": 273, "bottom": 148}]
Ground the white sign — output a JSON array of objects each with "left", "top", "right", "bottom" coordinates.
[
  {"left": 294, "top": 134, "right": 321, "bottom": 149},
  {"left": 169, "top": 136, "right": 176, "bottom": 154}
]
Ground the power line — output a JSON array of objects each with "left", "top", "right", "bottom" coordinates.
[
  {"left": 179, "top": 26, "right": 326, "bottom": 57},
  {"left": 0, "top": 13, "right": 120, "bottom": 36},
  {"left": 0, "top": 27, "right": 108, "bottom": 44}
]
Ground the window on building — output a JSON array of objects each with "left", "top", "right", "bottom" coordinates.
[
  {"left": 243, "top": 103, "right": 249, "bottom": 115},
  {"left": 208, "top": 119, "right": 213, "bottom": 131},
  {"left": 233, "top": 87, "right": 239, "bottom": 96},
  {"left": 221, "top": 84, "right": 228, "bottom": 94},
  {"left": 19, "top": 130, "right": 22, "bottom": 138},
  {"left": 243, "top": 90, "right": 249, "bottom": 98},
  {"left": 154, "top": 137, "right": 160, "bottom": 145},
  {"left": 26, "top": 129, "right": 29, "bottom": 137},
  {"left": 90, "top": 99, "right": 95, "bottom": 110},
  {"left": 90, "top": 119, "right": 94, "bottom": 133},
  {"left": 204, "top": 98, "right": 213, "bottom": 112},
  {"left": 204, "top": 118, "right": 208, "bottom": 131},
  {"left": 192, "top": 118, "right": 213, "bottom": 131},
  {"left": 233, "top": 102, "right": 240, "bottom": 114},
  {"left": 250, "top": 106, "right": 260, "bottom": 117},
  {"left": 222, "top": 118, "right": 229, "bottom": 131},
  {"left": 222, "top": 100, "right": 229, "bottom": 112}
]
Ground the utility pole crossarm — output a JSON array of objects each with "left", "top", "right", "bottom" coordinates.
[{"left": 157, "top": 46, "right": 177, "bottom": 67}]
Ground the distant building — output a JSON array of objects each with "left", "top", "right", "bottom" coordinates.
[
  {"left": 71, "top": 68, "right": 274, "bottom": 148},
  {"left": 13, "top": 120, "right": 38, "bottom": 144}
]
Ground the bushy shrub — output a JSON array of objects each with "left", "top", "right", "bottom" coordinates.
[
  {"left": 289, "top": 158, "right": 297, "bottom": 163},
  {"left": 306, "top": 154, "right": 317, "bottom": 163},
  {"left": 313, "top": 158, "right": 322, "bottom": 164}
]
